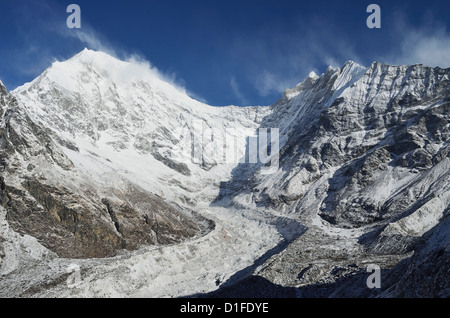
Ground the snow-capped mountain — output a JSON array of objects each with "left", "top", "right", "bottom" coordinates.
[
  {"left": 0, "top": 49, "right": 448, "bottom": 297},
  {"left": 0, "top": 70, "right": 216, "bottom": 262},
  {"left": 13, "top": 49, "right": 270, "bottom": 205}
]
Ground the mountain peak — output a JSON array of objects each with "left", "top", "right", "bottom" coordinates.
[
  {"left": 0, "top": 79, "right": 7, "bottom": 96},
  {"left": 76, "top": 47, "right": 114, "bottom": 58},
  {"left": 65, "top": 48, "right": 124, "bottom": 67},
  {"left": 14, "top": 49, "right": 196, "bottom": 107},
  {"left": 307, "top": 71, "right": 319, "bottom": 79},
  {"left": 283, "top": 61, "right": 367, "bottom": 101},
  {"left": 332, "top": 60, "right": 367, "bottom": 92},
  {"left": 342, "top": 60, "right": 363, "bottom": 68}
]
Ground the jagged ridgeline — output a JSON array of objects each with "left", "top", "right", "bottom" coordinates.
[{"left": 217, "top": 61, "right": 450, "bottom": 297}]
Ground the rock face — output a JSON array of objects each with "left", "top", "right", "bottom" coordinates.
[
  {"left": 0, "top": 80, "right": 211, "bottom": 259},
  {"left": 0, "top": 50, "right": 448, "bottom": 297}
]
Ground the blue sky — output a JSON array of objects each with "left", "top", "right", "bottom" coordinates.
[{"left": 0, "top": 0, "right": 450, "bottom": 106}]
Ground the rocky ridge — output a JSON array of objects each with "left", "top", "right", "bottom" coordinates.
[{"left": 214, "top": 61, "right": 450, "bottom": 297}]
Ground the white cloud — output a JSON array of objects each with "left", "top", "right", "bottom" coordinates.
[
  {"left": 122, "top": 53, "right": 208, "bottom": 103},
  {"left": 68, "top": 28, "right": 116, "bottom": 56},
  {"left": 230, "top": 76, "right": 248, "bottom": 105},
  {"left": 5, "top": 1, "right": 208, "bottom": 103},
  {"left": 383, "top": 13, "right": 450, "bottom": 68},
  {"left": 394, "top": 28, "right": 450, "bottom": 68},
  {"left": 252, "top": 71, "right": 294, "bottom": 97},
  {"left": 228, "top": 17, "right": 362, "bottom": 98}
]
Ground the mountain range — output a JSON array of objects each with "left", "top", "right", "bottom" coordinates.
[{"left": 0, "top": 49, "right": 448, "bottom": 297}]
